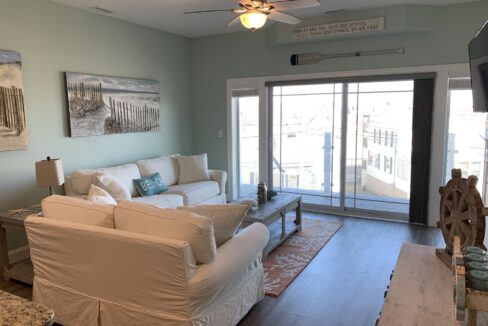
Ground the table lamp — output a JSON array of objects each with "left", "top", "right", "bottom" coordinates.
[{"left": 35, "top": 156, "right": 64, "bottom": 195}]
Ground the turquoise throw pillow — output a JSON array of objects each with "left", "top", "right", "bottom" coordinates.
[
  {"left": 149, "top": 173, "right": 168, "bottom": 193},
  {"left": 133, "top": 173, "right": 168, "bottom": 197}
]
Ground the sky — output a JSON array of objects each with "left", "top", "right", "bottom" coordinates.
[
  {"left": 0, "top": 50, "right": 21, "bottom": 64},
  {"left": 66, "top": 72, "right": 159, "bottom": 93}
]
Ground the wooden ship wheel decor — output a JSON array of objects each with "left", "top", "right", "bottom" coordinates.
[{"left": 436, "top": 169, "right": 488, "bottom": 267}]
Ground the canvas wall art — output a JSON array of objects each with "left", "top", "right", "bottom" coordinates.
[
  {"left": 0, "top": 50, "right": 28, "bottom": 151},
  {"left": 65, "top": 72, "right": 160, "bottom": 137}
]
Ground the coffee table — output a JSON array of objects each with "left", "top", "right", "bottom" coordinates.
[{"left": 239, "top": 193, "right": 302, "bottom": 259}]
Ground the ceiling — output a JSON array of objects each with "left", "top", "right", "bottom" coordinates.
[{"left": 51, "top": 0, "right": 480, "bottom": 37}]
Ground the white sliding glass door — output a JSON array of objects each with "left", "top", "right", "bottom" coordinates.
[
  {"left": 271, "top": 83, "right": 342, "bottom": 207},
  {"left": 270, "top": 79, "right": 415, "bottom": 218},
  {"left": 345, "top": 81, "right": 413, "bottom": 215},
  {"left": 445, "top": 78, "right": 488, "bottom": 200},
  {"left": 231, "top": 90, "right": 260, "bottom": 197}
]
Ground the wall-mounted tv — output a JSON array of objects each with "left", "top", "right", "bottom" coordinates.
[{"left": 469, "top": 19, "right": 488, "bottom": 112}]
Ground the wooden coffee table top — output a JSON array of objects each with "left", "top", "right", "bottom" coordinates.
[{"left": 244, "top": 193, "right": 301, "bottom": 225}]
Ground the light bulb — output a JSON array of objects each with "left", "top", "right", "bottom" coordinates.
[{"left": 240, "top": 11, "right": 267, "bottom": 30}]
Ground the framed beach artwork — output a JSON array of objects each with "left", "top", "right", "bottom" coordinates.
[
  {"left": 0, "top": 50, "right": 28, "bottom": 151},
  {"left": 64, "top": 72, "right": 160, "bottom": 137}
]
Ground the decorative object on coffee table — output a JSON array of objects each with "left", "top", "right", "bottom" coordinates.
[
  {"left": 0, "top": 49, "right": 28, "bottom": 152},
  {"left": 436, "top": 168, "right": 488, "bottom": 268},
  {"left": 267, "top": 189, "right": 278, "bottom": 201},
  {"left": 257, "top": 182, "right": 267, "bottom": 204},
  {"left": 0, "top": 206, "right": 41, "bottom": 284},
  {"left": 240, "top": 193, "right": 302, "bottom": 259},
  {"left": 0, "top": 289, "right": 54, "bottom": 326},
  {"left": 35, "top": 156, "right": 64, "bottom": 195}
]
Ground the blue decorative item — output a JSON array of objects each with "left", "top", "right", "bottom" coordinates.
[
  {"left": 133, "top": 177, "right": 157, "bottom": 196},
  {"left": 149, "top": 173, "right": 168, "bottom": 193}
]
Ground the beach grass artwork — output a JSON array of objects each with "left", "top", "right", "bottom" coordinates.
[
  {"left": 65, "top": 72, "right": 160, "bottom": 137},
  {"left": 0, "top": 50, "right": 28, "bottom": 151}
]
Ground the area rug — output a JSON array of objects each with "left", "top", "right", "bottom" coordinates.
[{"left": 263, "top": 218, "right": 343, "bottom": 298}]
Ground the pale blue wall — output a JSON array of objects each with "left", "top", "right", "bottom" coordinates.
[
  {"left": 190, "top": 2, "right": 488, "bottom": 171},
  {"left": 0, "top": 0, "right": 193, "bottom": 248}
]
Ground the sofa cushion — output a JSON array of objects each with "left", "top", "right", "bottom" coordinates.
[
  {"left": 131, "top": 194, "right": 184, "bottom": 208},
  {"left": 87, "top": 185, "right": 117, "bottom": 205},
  {"left": 42, "top": 195, "right": 115, "bottom": 228},
  {"left": 178, "top": 204, "right": 249, "bottom": 247},
  {"left": 94, "top": 174, "right": 131, "bottom": 202},
  {"left": 114, "top": 201, "right": 216, "bottom": 264},
  {"left": 70, "top": 169, "right": 100, "bottom": 195},
  {"left": 136, "top": 156, "right": 179, "bottom": 186},
  {"left": 176, "top": 154, "right": 210, "bottom": 185},
  {"left": 100, "top": 164, "right": 141, "bottom": 197},
  {"left": 69, "top": 163, "right": 141, "bottom": 197},
  {"left": 166, "top": 181, "right": 220, "bottom": 206}
]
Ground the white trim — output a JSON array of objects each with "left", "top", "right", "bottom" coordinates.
[
  {"left": 227, "top": 63, "right": 470, "bottom": 225},
  {"left": 8, "top": 245, "right": 29, "bottom": 263}
]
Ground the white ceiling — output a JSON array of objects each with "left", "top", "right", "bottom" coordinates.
[{"left": 51, "top": 0, "right": 480, "bottom": 37}]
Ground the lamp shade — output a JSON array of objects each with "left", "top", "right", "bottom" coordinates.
[
  {"left": 35, "top": 158, "right": 65, "bottom": 188},
  {"left": 240, "top": 11, "right": 267, "bottom": 30}
]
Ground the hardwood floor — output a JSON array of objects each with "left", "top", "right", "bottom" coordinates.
[
  {"left": 0, "top": 212, "right": 476, "bottom": 325},
  {"left": 239, "top": 213, "right": 444, "bottom": 326}
]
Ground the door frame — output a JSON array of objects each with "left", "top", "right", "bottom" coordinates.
[{"left": 227, "top": 63, "right": 469, "bottom": 226}]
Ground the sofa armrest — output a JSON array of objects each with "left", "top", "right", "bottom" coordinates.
[
  {"left": 208, "top": 169, "right": 227, "bottom": 195},
  {"left": 188, "top": 223, "right": 269, "bottom": 314}
]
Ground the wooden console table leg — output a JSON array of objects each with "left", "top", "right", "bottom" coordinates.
[
  {"left": 0, "top": 226, "right": 10, "bottom": 281},
  {"left": 294, "top": 200, "right": 302, "bottom": 232},
  {"left": 468, "top": 309, "right": 477, "bottom": 326}
]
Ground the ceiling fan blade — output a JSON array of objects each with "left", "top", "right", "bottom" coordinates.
[
  {"left": 267, "top": 11, "right": 302, "bottom": 24},
  {"left": 227, "top": 16, "right": 242, "bottom": 27},
  {"left": 184, "top": 9, "right": 235, "bottom": 14},
  {"left": 268, "top": 0, "right": 320, "bottom": 11}
]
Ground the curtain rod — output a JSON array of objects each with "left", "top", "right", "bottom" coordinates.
[{"left": 291, "top": 47, "right": 405, "bottom": 66}]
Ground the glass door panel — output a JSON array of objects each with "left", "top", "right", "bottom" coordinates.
[
  {"left": 446, "top": 88, "right": 487, "bottom": 198},
  {"left": 236, "top": 96, "right": 259, "bottom": 197},
  {"left": 272, "top": 84, "right": 342, "bottom": 206},
  {"left": 345, "top": 81, "right": 413, "bottom": 215}
]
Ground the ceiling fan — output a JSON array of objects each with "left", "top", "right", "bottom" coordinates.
[{"left": 184, "top": 0, "right": 321, "bottom": 31}]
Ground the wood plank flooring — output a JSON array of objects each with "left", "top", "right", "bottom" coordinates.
[{"left": 0, "top": 212, "right": 482, "bottom": 325}]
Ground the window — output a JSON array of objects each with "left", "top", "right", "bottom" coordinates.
[
  {"left": 445, "top": 78, "right": 487, "bottom": 198},
  {"left": 385, "top": 130, "right": 389, "bottom": 146}
]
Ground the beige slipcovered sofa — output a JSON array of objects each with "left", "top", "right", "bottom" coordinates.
[
  {"left": 25, "top": 196, "right": 269, "bottom": 326},
  {"left": 64, "top": 155, "right": 227, "bottom": 208}
]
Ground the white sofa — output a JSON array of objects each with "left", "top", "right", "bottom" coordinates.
[
  {"left": 64, "top": 155, "right": 227, "bottom": 208},
  {"left": 25, "top": 198, "right": 269, "bottom": 326}
]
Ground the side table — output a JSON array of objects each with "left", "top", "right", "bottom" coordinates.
[
  {"left": 0, "top": 206, "right": 41, "bottom": 285},
  {"left": 0, "top": 289, "right": 54, "bottom": 326}
]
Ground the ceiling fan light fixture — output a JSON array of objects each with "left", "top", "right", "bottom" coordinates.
[{"left": 240, "top": 11, "right": 267, "bottom": 30}]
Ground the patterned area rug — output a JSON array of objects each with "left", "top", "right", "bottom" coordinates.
[{"left": 264, "top": 218, "right": 343, "bottom": 298}]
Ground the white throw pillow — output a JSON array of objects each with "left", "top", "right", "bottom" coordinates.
[
  {"left": 114, "top": 201, "right": 216, "bottom": 264},
  {"left": 176, "top": 153, "right": 210, "bottom": 184},
  {"left": 93, "top": 174, "right": 131, "bottom": 202},
  {"left": 87, "top": 185, "right": 117, "bottom": 205},
  {"left": 178, "top": 204, "right": 249, "bottom": 247},
  {"left": 42, "top": 195, "right": 115, "bottom": 228},
  {"left": 136, "top": 155, "right": 179, "bottom": 186}
]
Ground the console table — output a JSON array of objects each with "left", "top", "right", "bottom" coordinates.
[
  {"left": 378, "top": 243, "right": 488, "bottom": 325},
  {"left": 0, "top": 206, "right": 40, "bottom": 284}
]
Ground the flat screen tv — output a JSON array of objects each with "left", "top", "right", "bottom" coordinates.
[{"left": 469, "top": 19, "right": 488, "bottom": 112}]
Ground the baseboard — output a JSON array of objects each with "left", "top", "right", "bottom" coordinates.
[{"left": 8, "top": 245, "right": 30, "bottom": 263}]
